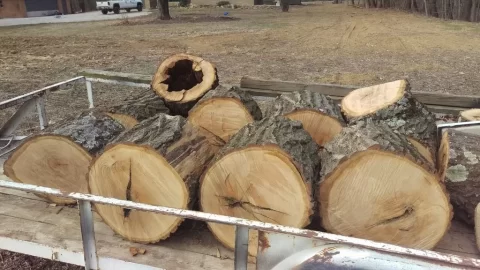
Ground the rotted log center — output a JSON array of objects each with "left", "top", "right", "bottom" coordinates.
[{"left": 163, "top": 59, "right": 203, "bottom": 92}]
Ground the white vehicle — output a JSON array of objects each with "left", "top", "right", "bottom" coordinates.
[{"left": 96, "top": 0, "right": 143, "bottom": 15}]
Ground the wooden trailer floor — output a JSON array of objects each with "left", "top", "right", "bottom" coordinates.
[{"left": 0, "top": 166, "right": 479, "bottom": 270}]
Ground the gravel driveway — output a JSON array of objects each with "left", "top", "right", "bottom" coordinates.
[{"left": 0, "top": 10, "right": 150, "bottom": 27}]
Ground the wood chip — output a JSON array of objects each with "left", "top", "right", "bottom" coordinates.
[
  {"left": 129, "top": 247, "right": 138, "bottom": 257},
  {"left": 138, "top": 248, "right": 146, "bottom": 255}
]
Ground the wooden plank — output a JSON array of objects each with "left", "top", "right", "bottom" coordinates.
[
  {"left": 246, "top": 88, "right": 466, "bottom": 115},
  {"left": 240, "top": 76, "right": 480, "bottom": 109},
  {"left": 80, "top": 69, "right": 152, "bottom": 85},
  {"left": 0, "top": 191, "right": 255, "bottom": 270}
]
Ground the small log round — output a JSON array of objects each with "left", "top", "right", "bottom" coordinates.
[
  {"left": 264, "top": 90, "right": 345, "bottom": 146},
  {"left": 188, "top": 86, "right": 262, "bottom": 143},
  {"left": 319, "top": 121, "right": 451, "bottom": 250},
  {"left": 341, "top": 80, "right": 437, "bottom": 164},
  {"left": 460, "top": 109, "right": 480, "bottom": 122},
  {"left": 438, "top": 129, "right": 480, "bottom": 226},
  {"left": 200, "top": 116, "right": 320, "bottom": 256},
  {"left": 89, "top": 114, "right": 222, "bottom": 243},
  {"left": 151, "top": 54, "right": 219, "bottom": 116}
]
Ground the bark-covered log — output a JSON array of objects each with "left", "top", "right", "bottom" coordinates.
[
  {"left": 460, "top": 109, "right": 480, "bottom": 122},
  {"left": 264, "top": 90, "right": 345, "bottom": 146},
  {"left": 438, "top": 129, "right": 480, "bottom": 226},
  {"left": 88, "top": 114, "right": 222, "bottom": 243},
  {"left": 188, "top": 86, "right": 262, "bottom": 143},
  {"left": 319, "top": 120, "right": 451, "bottom": 250},
  {"left": 3, "top": 89, "right": 168, "bottom": 205},
  {"left": 151, "top": 54, "right": 219, "bottom": 116},
  {"left": 341, "top": 80, "right": 437, "bottom": 165},
  {"left": 200, "top": 116, "right": 320, "bottom": 256}
]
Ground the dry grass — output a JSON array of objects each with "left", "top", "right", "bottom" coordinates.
[{"left": 1, "top": 3, "right": 480, "bottom": 126}]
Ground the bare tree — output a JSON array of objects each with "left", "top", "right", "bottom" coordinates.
[{"left": 157, "top": 0, "right": 171, "bottom": 20}]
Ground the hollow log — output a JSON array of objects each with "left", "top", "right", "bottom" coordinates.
[
  {"left": 264, "top": 90, "right": 345, "bottom": 146},
  {"left": 188, "top": 86, "right": 262, "bottom": 143},
  {"left": 3, "top": 89, "right": 168, "bottom": 205},
  {"left": 341, "top": 80, "right": 437, "bottom": 165},
  {"left": 319, "top": 120, "right": 451, "bottom": 250},
  {"left": 200, "top": 116, "right": 320, "bottom": 256},
  {"left": 460, "top": 109, "right": 480, "bottom": 122},
  {"left": 151, "top": 54, "right": 219, "bottom": 116},
  {"left": 438, "top": 129, "right": 480, "bottom": 226},
  {"left": 89, "top": 114, "right": 222, "bottom": 243}
]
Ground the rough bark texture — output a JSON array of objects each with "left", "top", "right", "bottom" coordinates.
[
  {"left": 321, "top": 120, "right": 435, "bottom": 179},
  {"left": 106, "top": 88, "right": 169, "bottom": 121},
  {"left": 343, "top": 81, "right": 437, "bottom": 162},
  {"left": 440, "top": 129, "right": 480, "bottom": 226},
  {"left": 264, "top": 90, "right": 344, "bottom": 123},
  {"left": 44, "top": 111, "right": 125, "bottom": 154},
  {"left": 111, "top": 114, "right": 222, "bottom": 206},
  {"left": 190, "top": 85, "right": 262, "bottom": 120},
  {"left": 222, "top": 116, "right": 320, "bottom": 199}
]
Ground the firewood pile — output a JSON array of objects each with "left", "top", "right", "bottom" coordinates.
[{"left": 3, "top": 54, "right": 480, "bottom": 255}]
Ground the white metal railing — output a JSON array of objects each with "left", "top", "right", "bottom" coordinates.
[{"left": 1, "top": 74, "right": 480, "bottom": 269}]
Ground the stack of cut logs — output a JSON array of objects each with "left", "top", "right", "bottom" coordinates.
[{"left": 4, "top": 54, "right": 480, "bottom": 255}]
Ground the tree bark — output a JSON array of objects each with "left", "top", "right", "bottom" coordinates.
[
  {"left": 264, "top": 90, "right": 345, "bottom": 146},
  {"left": 341, "top": 79, "right": 437, "bottom": 165},
  {"left": 319, "top": 121, "right": 451, "bottom": 250},
  {"left": 281, "top": 0, "right": 290, "bottom": 12},
  {"left": 438, "top": 129, "right": 480, "bottom": 226},
  {"left": 151, "top": 54, "right": 219, "bottom": 116},
  {"left": 188, "top": 86, "right": 262, "bottom": 143},
  {"left": 89, "top": 114, "right": 222, "bottom": 243},
  {"left": 3, "top": 89, "right": 168, "bottom": 205},
  {"left": 200, "top": 116, "right": 320, "bottom": 256}
]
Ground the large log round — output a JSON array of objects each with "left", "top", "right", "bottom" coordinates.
[
  {"left": 341, "top": 80, "right": 437, "bottom": 165},
  {"left": 438, "top": 129, "right": 480, "bottom": 226},
  {"left": 319, "top": 120, "right": 451, "bottom": 250},
  {"left": 200, "top": 116, "right": 320, "bottom": 256},
  {"left": 151, "top": 54, "right": 219, "bottom": 116},
  {"left": 89, "top": 114, "right": 221, "bottom": 243},
  {"left": 188, "top": 86, "right": 262, "bottom": 143},
  {"left": 3, "top": 89, "right": 168, "bottom": 205},
  {"left": 264, "top": 90, "right": 345, "bottom": 146}
]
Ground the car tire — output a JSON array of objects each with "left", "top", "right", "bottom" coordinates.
[
  {"left": 126, "top": 8, "right": 131, "bottom": 12},
  {"left": 101, "top": 10, "right": 108, "bottom": 14},
  {"left": 113, "top": 6, "right": 120, "bottom": 14},
  {"left": 137, "top": 3, "right": 143, "bottom": 12}
]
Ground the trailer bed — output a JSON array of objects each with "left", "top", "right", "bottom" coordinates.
[{"left": 0, "top": 165, "right": 478, "bottom": 269}]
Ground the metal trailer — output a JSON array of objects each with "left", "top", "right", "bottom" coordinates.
[{"left": 1, "top": 71, "right": 480, "bottom": 270}]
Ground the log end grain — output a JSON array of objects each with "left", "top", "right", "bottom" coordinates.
[
  {"left": 3, "top": 135, "right": 92, "bottom": 205},
  {"left": 461, "top": 109, "right": 480, "bottom": 122}
]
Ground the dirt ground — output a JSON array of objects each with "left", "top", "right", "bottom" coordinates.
[{"left": 1, "top": 2, "right": 480, "bottom": 269}]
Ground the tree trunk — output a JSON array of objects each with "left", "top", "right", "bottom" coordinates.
[
  {"left": 341, "top": 79, "right": 437, "bottom": 165},
  {"left": 460, "top": 109, "right": 480, "bottom": 121},
  {"left": 264, "top": 90, "right": 345, "bottom": 146},
  {"left": 188, "top": 86, "right": 262, "bottom": 143},
  {"left": 281, "top": 0, "right": 289, "bottom": 12},
  {"left": 3, "top": 89, "right": 168, "bottom": 205},
  {"left": 319, "top": 121, "right": 451, "bottom": 250},
  {"left": 158, "top": 0, "right": 171, "bottom": 20},
  {"left": 88, "top": 114, "right": 222, "bottom": 243},
  {"left": 151, "top": 54, "right": 219, "bottom": 116},
  {"left": 200, "top": 116, "right": 320, "bottom": 256},
  {"left": 438, "top": 129, "right": 480, "bottom": 226}
]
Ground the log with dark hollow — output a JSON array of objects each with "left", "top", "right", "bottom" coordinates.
[
  {"left": 200, "top": 116, "right": 320, "bottom": 256},
  {"left": 89, "top": 114, "right": 222, "bottom": 243},
  {"left": 3, "top": 89, "right": 168, "bottom": 205},
  {"left": 341, "top": 80, "right": 437, "bottom": 165},
  {"left": 264, "top": 90, "right": 345, "bottom": 146},
  {"left": 319, "top": 121, "right": 451, "bottom": 250},
  {"left": 438, "top": 129, "right": 480, "bottom": 226},
  {"left": 151, "top": 54, "right": 219, "bottom": 116},
  {"left": 188, "top": 86, "right": 262, "bottom": 143}
]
